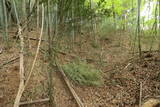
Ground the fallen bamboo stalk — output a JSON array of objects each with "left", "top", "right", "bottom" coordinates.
[
  {"left": 0, "top": 48, "right": 3, "bottom": 54},
  {"left": 56, "top": 62, "right": 85, "bottom": 107},
  {"left": 24, "top": 37, "right": 46, "bottom": 41},
  {"left": 0, "top": 56, "right": 20, "bottom": 69},
  {"left": 19, "top": 98, "right": 49, "bottom": 106},
  {"left": 12, "top": 36, "right": 46, "bottom": 42}
]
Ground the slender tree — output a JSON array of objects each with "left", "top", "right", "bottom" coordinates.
[
  {"left": 137, "top": 0, "right": 142, "bottom": 57},
  {"left": 150, "top": 0, "right": 159, "bottom": 51},
  {"left": 2, "top": 0, "right": 8, "bottom": 42},
  {"left": 112, "top": 0, "right": 116, "bottom": 28},
  {"left": 47, "top": 0, "right": 56, "bottom": 106},
  {"left": 12, "top": 0, "right": 24, "bottom": 106}
]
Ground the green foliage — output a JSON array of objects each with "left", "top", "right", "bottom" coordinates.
[
  {"left": 98, "top": 17, "right": 116, "bottom": 38},
  {"left": 62, "top": 60, "right": 103, "bottom": 86},
  {"left": 94, "top": 0, "right": 133, "bottom": 16},
  {"left": 91, "top": 41, "right": 100, "bottom": 48}
]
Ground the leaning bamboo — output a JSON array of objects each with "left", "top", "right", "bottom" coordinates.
[
  {"left": 14, "top": 24, "right": 24, "bottom": 107},
  {"left": 14, "top": 3, "right": 45, "bottom": 107},
  {"left": 13, "top": 0, "right": 25, "bottom": 106}
]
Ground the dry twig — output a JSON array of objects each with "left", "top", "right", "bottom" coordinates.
[
  {"left": 0, "top": 56, "right": 20, "bottom": 69},
  {"left": 19, "top": 98, "right": 49, "bottom": 106}
]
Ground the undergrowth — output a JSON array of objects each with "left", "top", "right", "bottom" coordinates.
[
  {"left": 62, "top": 60, "right": 103, "bottom": 86},
  {"left": 98, "top": 17, "right": 116, "bottom": 39}
]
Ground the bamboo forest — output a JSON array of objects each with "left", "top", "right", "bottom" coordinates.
[{"left": 0, "top": 0, "right": 160, "bottom": 107}]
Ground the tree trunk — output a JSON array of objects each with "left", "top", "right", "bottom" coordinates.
[
  {"left": 137, "top": 0, "right": 142, "bottom": 58},
  {"left": 2, "top": 0, "right": 8, "bottom": 42}
]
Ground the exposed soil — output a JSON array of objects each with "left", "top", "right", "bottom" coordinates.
[{"left": 0, "top": 30, "right": 160, "bottom": 107}]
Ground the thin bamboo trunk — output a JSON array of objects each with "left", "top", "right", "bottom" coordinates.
[
  {"left": 37, "top": 0, "right": 39, "bottom": 29},
  {"left": 90, "top": 0, "right": 97, "bottom": 43},
  {"left": 14, "top": 25, "right": 24, "bottom": 107},
  {"left": 137, "top": 0, "right": 142, "bottom": 58},
  {"left": 47, "top": 0, "right": 56, "bottom": 106},
  {"left": 25, "top": 3, "right": 44, "bottom": 90},
  {"left": 112, "top": 0, "right": 116, "bottom": 29},
  {"left": 13, "top": 0, "right": 24, "bottom": 106},
  {"left": 158, "top": 0, "right": 160, "bottom": 51},
  {"left": 150, "top": 0, "right": 158, "bottom": 51},
  {"left": 2, "top": 0, "right": 8, "bottom": 42},
  {"left": 72, "top": 0, "right": 75, "bottom": 47},
  {"left": 22, "top": 0, "right": 26, "bottom": 20},
  {"left": 14, "top": 3, "right": 45, "bottom": 107}
]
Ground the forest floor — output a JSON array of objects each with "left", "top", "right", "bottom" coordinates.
[{"left": 0, "top": 30, "right": 160, "bottom": 107}]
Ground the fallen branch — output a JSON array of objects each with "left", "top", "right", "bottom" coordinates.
[
  {"left": 56, "top": 62, "right": 85, "bottom": 107},
  {"left": 130, "top": 50, "right": 160, "bottom": 55},
  {"left": 25, "top": 37, "right": 46, "bottom": 41},
  {"left": 124, "top": 63, "right": 131, "bottom": 70},
  {"left": 0, "top": 48, "right": 3, "bottom": 54},
  {"left": 13, "top": 36, "right": 46, "bottom": 42},
  {"left": 19, "top": 98, "right": 49, "bottom": 106},
  {"left": 0, "top": 56, "right": 20, "bottom": 69}
]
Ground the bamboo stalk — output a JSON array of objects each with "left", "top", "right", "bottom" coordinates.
[
  {"left": 24, "top": 3, "right": 44, "bottom": 89},
  {"left": 19, "top": 98, "right": 49, "bottom": 106},
  {"left": 56, "top": 62, "right": 85, "bottom": 107},
  {"left": 0, "top": 56, "right": 20, "bottom": 69},
  {"left": 13, "top": 0, "right": 25, "bottom": 106},
  {"left": 2, "top": 0, "right": 8, "bottom": 42},
  {"left": 14, "top": 3, "right": 45, "bottom": 107},
  {"left": 14, "top": 26, "right": 24, "bottom": 107}
]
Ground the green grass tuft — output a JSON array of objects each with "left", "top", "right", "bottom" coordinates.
[{"left": 62, "top": 61, "right": 103, "bottom": 86}]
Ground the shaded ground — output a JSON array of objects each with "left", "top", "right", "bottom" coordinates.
[{"left": 0, "top": 30, "right": 160, "bottom": 107}]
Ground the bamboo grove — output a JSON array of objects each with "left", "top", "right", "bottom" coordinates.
[
  {"left": 0, "top": 0, "right": 159, "bottom": 48},
  {"left": 0, "top": 0, "right": 160, "bottom": 107}
]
